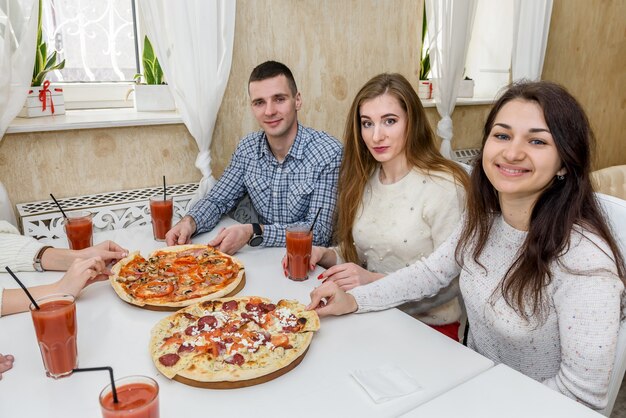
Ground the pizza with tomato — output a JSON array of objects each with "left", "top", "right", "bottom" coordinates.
[
  {"left": 110, "top": 244, "right": 244, "bottom": 308},
  {"left": 150, "top": 296, "right": 319, "bottom": 385}
]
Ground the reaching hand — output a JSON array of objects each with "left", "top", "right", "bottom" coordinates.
[
  {"left": 77, "top": 241, "right": 127, "bottom": 265},
  {"left": 317, "top": 262, "right": 383, "bottom": 291},
  {"left": 282, "top": 246, "right": 335, "bottom": 277},
  {"left": 165, "top": 216, "right": 196, "bottom": 246},
  {"left": 307, "top": 281, "right": 358, "bottom": 317},
  {"left": 0, "top": 354, "right": 14, "bottom": 380},
  {"left": 208, "top": 224, "right": 252, "bottom": 255},
  {"left": 54, "top": 257, "right": 108, "bottom": 297}
]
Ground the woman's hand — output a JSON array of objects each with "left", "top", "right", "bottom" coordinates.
[
  {"left": 77, "top": 241, "right": 128, "bottom": 265},
  {"left": 317, "top": 262, "right": 384, "bottom": 291},
  {"left": 53, "top": 257, "right": 108, "bottom": 297},
  {"left": 0, "top": 354, "right": 14, "bottom": 380},
  {"left": 307, "top": 281, "right": 358, "bottom": 317},
  {"left": 282, "top": 246, "right": 335, "bottom": 276}
]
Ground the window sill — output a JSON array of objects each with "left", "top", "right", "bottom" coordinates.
[
  {"left": 6, "top": 108, "right": 183, "bottom": 134},
  {"left": 421, "top": 97, "right": 494, "bottom": 108}
]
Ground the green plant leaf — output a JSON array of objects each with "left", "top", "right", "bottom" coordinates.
[
  {"left": 31, "top": 0, "right": 65, "bottom": 86},
  {"left": 140, "top": 36, "right": 165, "bottom": 85}
]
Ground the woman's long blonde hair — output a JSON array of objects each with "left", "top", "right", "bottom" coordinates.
[{"left": 335, "top": 73, "right": 469, "bottom": 263}]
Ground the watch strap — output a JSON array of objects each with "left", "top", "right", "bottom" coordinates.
[
  {"left": 251, "top": 223, "right": 262, "bottom": 236},
  {"left": 33, "top": 245, "right": 53, "bottom": 272}
]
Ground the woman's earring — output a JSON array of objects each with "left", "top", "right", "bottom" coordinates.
[{"left": 557, "top": 174, "right": 565, "bottom": 180}]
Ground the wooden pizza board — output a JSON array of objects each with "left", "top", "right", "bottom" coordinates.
[
  {"left": 127, "top": 274, "right": 246, "bottom": 312},
  {"left": 172, "top": 346, "right": 310, "bottom": 389}
]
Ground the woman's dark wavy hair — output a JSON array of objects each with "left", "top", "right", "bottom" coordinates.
[{"left": 456, "top": 80, "right": 625, "bottom": 319}]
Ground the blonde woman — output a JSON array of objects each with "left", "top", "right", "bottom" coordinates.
[{"left": 287, "top": 73, "right": 468, "bottom": 340}]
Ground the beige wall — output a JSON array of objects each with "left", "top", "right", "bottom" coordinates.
[
  {"left": 1, "top": 0, "right": 623, "bottom": 214},
  {"left": 0, "top": 125, "right": 200, "bottom": 205},
  {"left": 211, "top": 0, "right": 423, "bottom": 174},
  {"left": 542, "top": 0, "right": 626, "bottom": 170}
]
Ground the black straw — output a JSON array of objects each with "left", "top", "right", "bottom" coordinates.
[
  {"left": 73, "top": 366, "right": 118, "bottom": 403},
  {"left": 163, "top": 176, "right": 166, "bottom": 201},
  {"left": 308, "top": 208, "right": 322, "bottom": 233},
  {"left": 49, "top": 193, "right": 68, "bottom": 220},
  {"left": 5, "top": 267, "right": 39, "bottom": 310}
]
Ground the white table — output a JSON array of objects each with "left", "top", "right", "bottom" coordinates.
[
  {"left": 401, "top": 364, "right": 603, "bottom": 418},
  {"left": 0, "top": 220, "right": 493, "bottom": 418}
]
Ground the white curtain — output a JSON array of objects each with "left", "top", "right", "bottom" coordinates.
[
  {"left": 0, "top": 0, "right": 38, "bottom": 225},
  {"left": 425, "top": 0, "right": 477, "bottom": 158},
  {"left": 139, "top": 0, "right": 236, "bottom": 202},
  {"left": 0, "top": 0, "right": 37, "bottom": 138},
  {"left": 511, "top": 0, "right": 553, "bottom": 81}
]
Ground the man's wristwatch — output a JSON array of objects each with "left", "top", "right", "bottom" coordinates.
[
  {"left": 33, "top": 246, "right": 53, "bottom": 272},
  {"left": 248, "top": 223, "right": 263, "bottom": 247}
]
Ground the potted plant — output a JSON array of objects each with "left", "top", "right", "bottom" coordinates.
[
  {"left": 133, "top": 36, "right": 175, "bottom": 112},
  {"left": 19, "top": 0, "right": 66, "bottom": 117},
  {"left": 417, "top": 4, "right": 432, "bottom": 100}
]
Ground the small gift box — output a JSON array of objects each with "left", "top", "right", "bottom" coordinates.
[{"left": 18, "top": 80, "right": 65, "bottom": 118}]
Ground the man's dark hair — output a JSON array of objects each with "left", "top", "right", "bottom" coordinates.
[{"left": 248, "top": 61, "right": 298, "bottom": 95}]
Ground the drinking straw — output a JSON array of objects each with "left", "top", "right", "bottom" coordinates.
[
  {"left": 5, "top": 267, "right": 39, "bottom": 310},
  {"left": 162, "top": 175, "right": 167, "bottom": 201},
  {"left": 73, "top": 366, "right": 119, "bottom": 403},
  {"left": 308, "top": 208, "right": 322, "bottom": 233},
  {"left": 49, "top": 193, "right": 68, "bottom": 220}
]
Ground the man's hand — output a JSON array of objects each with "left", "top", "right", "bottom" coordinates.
[
  {"left": 208, "top": 224, "right": 253, "bottom": 255},
  {"left": 166, "top": 216, "right": 197, "bottom": 246}
]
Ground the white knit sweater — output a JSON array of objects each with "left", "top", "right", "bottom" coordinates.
[
  {"left": 351, "top": 166, "right": 464, "bottom": 325},
  {"left": 0, "top": 220, "right": 46, "bottom": 317},
  {"left": 350, "top": 215, "right": 623, "bottom": 410}
]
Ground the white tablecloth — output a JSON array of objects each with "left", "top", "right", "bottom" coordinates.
[
  {"left": 401, "top": 364, "right": 603, "bottom": 417},
  {"left": 0, "top": 220, "right": 493, "bottom": 418}
]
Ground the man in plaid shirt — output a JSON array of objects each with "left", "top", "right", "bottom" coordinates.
[{"left": 166, "top": 61, "right": 342, "bottom": 254}]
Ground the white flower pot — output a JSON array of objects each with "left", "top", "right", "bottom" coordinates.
[
  {"left": 458, "top": 79, "right": 475, "bottom": 98},
  {"left": 134, "top": 84, "right": 176, "bottom": 112},
  {"left": 417, "top": 80, "right": 432, "bottom": 100},
  {"left": 18, "top": 83, "right": 66, "bottom": 118}
]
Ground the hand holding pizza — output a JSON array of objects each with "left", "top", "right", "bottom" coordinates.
[
  {"left": 208, "top": 224, "right": 253, "bottom": 255},
  {"left": 307, "top": 281, "right": 358, "bottom": 317},
  {"left": 166, "top": 215, "right": 197, "bottom": 246},
  {"left": 54, "top": 256, "right": 108, "bottom": 298},
  {"left": 317, "top": 262, "right": 384, "bottom": 291}
]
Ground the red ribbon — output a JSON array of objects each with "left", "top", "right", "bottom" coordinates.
[{"left": 38, "top": 80, "right": 55, "bottom": 114}]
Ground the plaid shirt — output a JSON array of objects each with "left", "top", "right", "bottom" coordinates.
[{"left": 187, "top": 124, "right": 343, "bottom": 247}]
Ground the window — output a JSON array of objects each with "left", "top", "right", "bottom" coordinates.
[
  {"left": 41, "top": 0, "right": 140, "bottom": 109},
  {"left": 464, "top": 0, "right": 514, "bottom": 99}
]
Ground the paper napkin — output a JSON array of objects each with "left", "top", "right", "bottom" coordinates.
[{"left": 351, "top": 364, "right": 423, "bottom": 403}]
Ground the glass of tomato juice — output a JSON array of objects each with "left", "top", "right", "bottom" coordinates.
[
  {"left": 63, "top": 210, "right": 93, "bottom": 250},
  {"left": 29, "top": 294, "right": 78, "bottom": 379},
  {"left": 286, "top": 226, "right": 312, "bottom": 281},
  {"left": 99, "top": 375, "right": 160, "bottom": 418},
  {"left": 149, "top": 196, "right": 173, "bottom": 242}
]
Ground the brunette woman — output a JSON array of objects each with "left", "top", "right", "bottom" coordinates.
[{"left": 309, "top": 81, "right": 625, "bottom": 410}]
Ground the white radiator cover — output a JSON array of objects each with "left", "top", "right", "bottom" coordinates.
[{"left": 17, "top": 183, "right": 198, "bottom": 240}]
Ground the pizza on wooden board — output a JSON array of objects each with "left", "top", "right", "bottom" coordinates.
[
  {"left": 110, "top": 244, "right": 244, "bottom": 308},
  {"left": 149, "top": 296, "right": 320, "bottom": 385}
]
